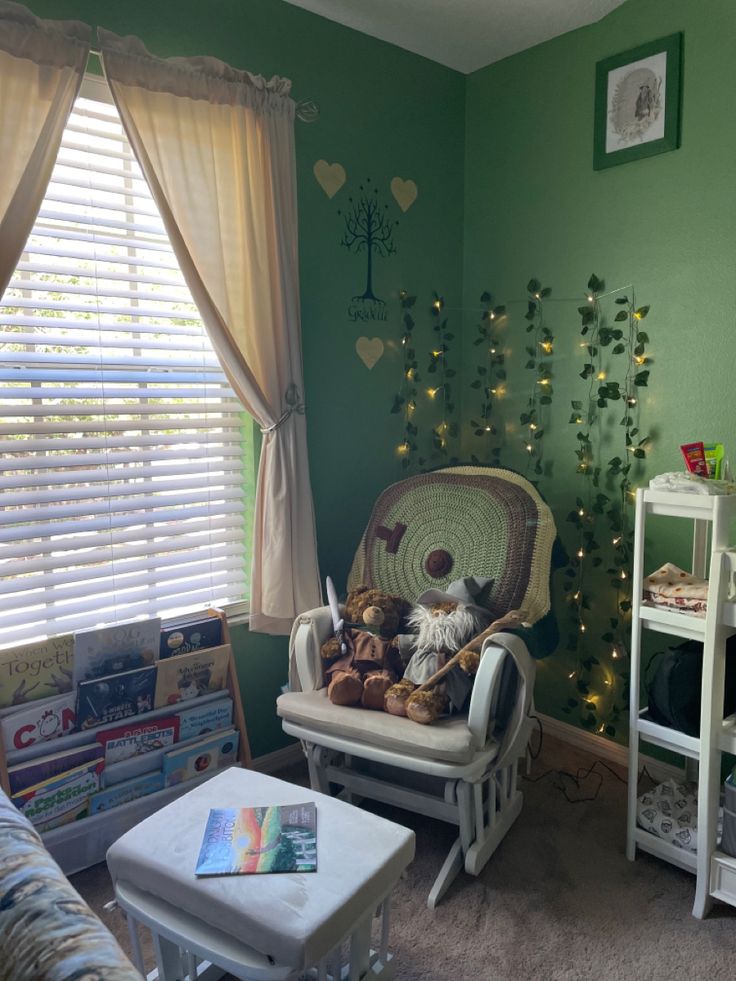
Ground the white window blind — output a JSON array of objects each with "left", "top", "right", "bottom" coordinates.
[{"left": 0, "top": 78, "right": 250, "bottom": 644}]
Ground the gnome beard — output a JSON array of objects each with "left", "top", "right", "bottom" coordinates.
[{"left": 406, "top": 601, "right": 489, "bottom": 661}]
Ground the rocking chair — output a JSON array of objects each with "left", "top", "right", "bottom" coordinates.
[{"left": 277, "top": 466, "right": 559, "bottom": 908}]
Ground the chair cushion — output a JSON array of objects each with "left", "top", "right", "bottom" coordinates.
[{"left": 277, "top": 689, "right": 481, "bottom": 763}]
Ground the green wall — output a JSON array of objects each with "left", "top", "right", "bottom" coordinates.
[
  {"left": 26, "top": 0, "right": 735, "bottom": 753},
  {"left": 26, "top": 0, "right": 466, "bottom": 757},
  {"left": 462, "top": 0, "right": 736, "bottom": 737}
]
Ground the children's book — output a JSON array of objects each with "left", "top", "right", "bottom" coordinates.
[
  {"left": 154, "top": 645, "right": 229, "bottom": 709},
  {"left": 195, "top": 803, "right": 317, "bottom": 876},
  {"left": 8, "top": 742, "right": 104, "bottom": 795},
  {"left": 76, "top": 665, "right": 157, "bottom": 731},
  {"left": 176, "top": 697, "right": 233, "bottom": 743},
  {"left": 0, "top": 691, "right": 76, "bottom": 751},
  {"left": 89, "top": 771, "right": 165, "bottom": 814},
  {"left": 160, "top": 614, "right": 223, "bottom": 660},
  {"left": 162, "top": 729, "right": 239, "bottom": 787},
  {"left": 73, "top": 618, "right": 161, "bottom": 687},
  {"left": 0, "top": 635, "right": 74, "bottom": 709},
  {"left": 96, "top": 715, "right": 179, "bottom": 765},
  {"left": 12, "top": 758, "right": 105, "bottom": 831}
]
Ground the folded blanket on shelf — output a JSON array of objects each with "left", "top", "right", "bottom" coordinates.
[{"left": 643, "top": 563, "right": 709, "bottom": 616}]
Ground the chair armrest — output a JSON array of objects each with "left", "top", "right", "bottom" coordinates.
[
  {"left": 468, "top": 632, "right": 537, "bottom": 764},
  {"left": 467, "top": 642, "right": 507, "bottom": 748},
  {"left": 288, "top": 605, "right": 336, "bottom": 692}
]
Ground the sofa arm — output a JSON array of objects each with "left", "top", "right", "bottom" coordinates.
[
  {"left": 0, "top": 790, "right": 141, "bottom": 979},
  {"left": 288, "top": 605, "right": 336, "bottom": 692}
]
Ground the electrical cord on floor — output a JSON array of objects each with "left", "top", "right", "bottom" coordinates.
[{"left": 521, "top": 718, "right": 665, "bottom": 804}]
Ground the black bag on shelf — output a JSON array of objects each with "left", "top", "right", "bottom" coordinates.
[{"left": 647, "top": 638, "right": 736, "bottom": 736}]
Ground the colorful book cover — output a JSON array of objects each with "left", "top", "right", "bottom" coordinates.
[
  {"left": 8, "top": 742, "right": 104, "bottom": 795},
  {"left": 160, "top": 615, "right": 223, "bottom": 660},
  {"left": 12, "top": 758, "right": 104, "bottom": 831},
  {"left": 72, "top": 618, "right": 161, "bottom": 687},
  {"left": 0, "top": 634, "right": 73, "bottom": 709},
  {"left": 76, "top": 665, "right": 157, "bottom": 731},
  {"left": 96, "top": 715, "right": 179, "bottom": 765},
  {"left": 176, "top": 697, "right": 233, "bottom": 743},
  {"left": 154, "top": 645, "right": 229, "bottom": 709},
  {"left": 162, "top": 729, "right": 239, "bottom": 787},
  {"left": 195, "top": 803, "right": 317, "bottom": 876},
  {"left": 89, "top": 771, "right": 165, "bottom": 814},
  {"left": 1, "top": 691, "right": 76, "bottom": 751}
]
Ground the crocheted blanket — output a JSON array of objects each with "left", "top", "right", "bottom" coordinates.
[{"left": 348, "top": 466, "right": 556, "bottom": 626}]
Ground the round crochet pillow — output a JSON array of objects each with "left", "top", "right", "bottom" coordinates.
[{"left": 347, "top": 466, "right": 555, "bottom": 624}]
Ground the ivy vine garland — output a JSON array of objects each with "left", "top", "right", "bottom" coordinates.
[
  {"left": 520, "top": 278, "right": 553, "bottom": 477},
  {"left": 428, "top": 292, "right": 459, "bottom": 461},
  {"left": 562, "top": 273, "right": 651, "bottom": 737},
  {"left": 391, "top": 290, "right": 419, "bottom": 469},
  {"left": 469, "top": 290, "right": 506, "bottom": 465}
]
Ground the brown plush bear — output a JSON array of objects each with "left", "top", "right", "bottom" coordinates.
[{"left": 321, "top": 586, "right": 410, "bottom": 710}]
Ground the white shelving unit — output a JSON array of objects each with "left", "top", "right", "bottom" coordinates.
[{"left": 626, "top": 487, "right": 736, "bottom": 917}]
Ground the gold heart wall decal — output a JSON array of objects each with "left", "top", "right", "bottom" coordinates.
[
  {"left": 390, "top": 176, "right": 418, "bottom": 212},
  {"left": 355, "top": 336, "right": 384, "bottom": 370},
  {"left": 313, "top": 159, "right": 346, "bottom": 199}
]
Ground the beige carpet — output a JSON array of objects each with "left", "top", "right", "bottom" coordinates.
[{"left": 72, "top": 733, "right": 735, "bottom": 981}]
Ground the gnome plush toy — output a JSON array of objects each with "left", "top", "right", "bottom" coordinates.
[{"left": 385, "top": 577, "right": 493, "bottom": 723}]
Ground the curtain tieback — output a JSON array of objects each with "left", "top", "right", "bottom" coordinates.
[{"left": 260, "top": 382, "right": 305, "bottom": 435}]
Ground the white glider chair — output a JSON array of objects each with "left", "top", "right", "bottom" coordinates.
[{"left": 277, "top": 466, "right": 559, "bottom": 908}]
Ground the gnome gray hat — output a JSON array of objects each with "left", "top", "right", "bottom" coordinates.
[{"left": 416, "top": 576, "right": 493, "bottom": 618}]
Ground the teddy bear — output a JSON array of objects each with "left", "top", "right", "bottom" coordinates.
[
  {"left": 384, "top": 577, "right": 527, "bottom": 725},
  {"left": 321, "top": 585, "right": 411, "bottom": 710}
]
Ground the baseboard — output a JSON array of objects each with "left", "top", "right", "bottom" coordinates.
[
  {"left": 251, "top": 742, "right": 304, "bottom": 774},
  {"left": 537, "top": 712, "right": 685, "bottom": 783}
]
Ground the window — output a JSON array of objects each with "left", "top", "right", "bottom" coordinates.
[{"left": 0, "top": 76, "right": 252, "bottom": 644}]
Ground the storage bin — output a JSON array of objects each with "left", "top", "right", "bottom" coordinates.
[{"left": 721, "top": 773, "right": 736, "bottom": 857}]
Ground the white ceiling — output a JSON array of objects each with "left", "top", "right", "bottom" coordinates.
[{"left": 283, "top": 0, "right": 628, "bottom": 74}]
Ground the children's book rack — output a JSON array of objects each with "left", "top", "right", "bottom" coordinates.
[{"left": 0, "top": 608, "right": 251, "bottom": 874}]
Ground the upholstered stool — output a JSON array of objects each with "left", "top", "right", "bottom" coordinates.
[{"left": 106, "top": 767, "right": 415, "bottom": 980}]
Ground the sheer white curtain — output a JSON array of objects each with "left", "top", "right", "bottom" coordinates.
[
  {"left": 0, "top": 1, "right": 90, "bottom": 292},
  {"left": 99, "top": 30, "right": 321, "bottom": 634}
]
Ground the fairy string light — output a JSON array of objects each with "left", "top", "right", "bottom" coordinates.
[
  {"left": 469, "top": 289, "right": 506, "bottom": 465},
  {"left": 520, "top": 278, "right": 553, "bottom": 477},
  {"left": 561, "top": 274, "right": 653, "bottom": 738},
  {"left": 391, "top": 290, "right": 419, "bottom": 469},
  {"left": 428, "top": 292, "right": 458, "bottom": 461}
]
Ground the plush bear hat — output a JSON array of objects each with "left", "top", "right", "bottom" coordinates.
[{"left": 416, "top": 575, "right": 493, "bottom": 619}]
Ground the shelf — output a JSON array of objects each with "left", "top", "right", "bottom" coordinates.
[
  {"left": 636, "top": 710, "right": 700, "bottom": 759},
  {"left": 42, "top": 763, "right": 241, "bottom": 876},
  {"left": 710, "top": 851, "right": 736, "bottom": 907},
  {"left": 639, "top": 604, "right": 706, "bottom": 641},
  {"left": 642, "top": 489, "right": 736, "bottom": 520},
  {"left": 634, "top": 827, "right": 697, "bottom": 874}
]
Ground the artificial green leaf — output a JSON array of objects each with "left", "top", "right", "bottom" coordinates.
[
  {"left": 527, "top": 278, "right": 541, "bottom": 293},
  {"left": 635, "top": 305, "right": 650, "bottom": 319},
  {"left": 614, "top": 310, "right": 628, "bottom": 322}
]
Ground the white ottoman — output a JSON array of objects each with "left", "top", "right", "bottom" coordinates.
[{"left": 106, "top": 767, "right": 415, "bottom": 981}]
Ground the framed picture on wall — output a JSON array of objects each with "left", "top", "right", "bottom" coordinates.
[{"left": 593, "top": 33, "right": 682, "bottom": 170}]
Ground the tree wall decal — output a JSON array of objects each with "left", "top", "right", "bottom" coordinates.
[{"left": 338, "top": 178, "right": 397, "bottom": 322}]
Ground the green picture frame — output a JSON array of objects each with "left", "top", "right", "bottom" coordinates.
[{"left": 593, "top": 33, "right": 682, "bottom": 171}]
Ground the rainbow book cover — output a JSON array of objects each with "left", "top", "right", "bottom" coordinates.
[{"left": 195, "top": 803, "right": 317, "bottom": 876}]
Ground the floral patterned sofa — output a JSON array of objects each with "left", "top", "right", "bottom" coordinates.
[{"left": 0, "top": 786, "right": 140, "bottom": 980}]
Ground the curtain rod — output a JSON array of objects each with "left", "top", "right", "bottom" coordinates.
[{"left": 88, "top": 48, "right": 319, "bottom": 122}]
